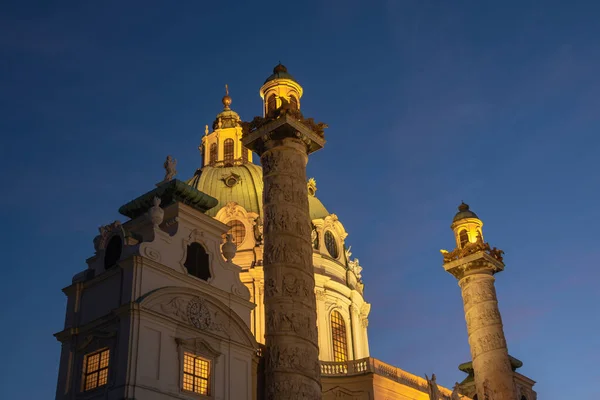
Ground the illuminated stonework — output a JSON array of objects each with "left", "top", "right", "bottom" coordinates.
[{"left": 443, "top": 203, "right": 518, "bottom": 400}]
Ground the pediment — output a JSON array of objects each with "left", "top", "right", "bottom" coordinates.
[{"left": 138, "top": 286, "right": 256, "bottom": 348}]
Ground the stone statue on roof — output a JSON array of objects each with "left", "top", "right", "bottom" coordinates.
[
  {"left": 163, "top": 155, "right": 177, "bottom": 182},
  {"left": 425, "top": 373, "right": 441, "bottom": 400}
]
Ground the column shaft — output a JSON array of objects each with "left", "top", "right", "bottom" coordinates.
[
  {"left": 261, "top": 137, "right": 321, "bottom": 399},
  {"left": 459, "top": 273, "right": 516, "bottom": 400}
]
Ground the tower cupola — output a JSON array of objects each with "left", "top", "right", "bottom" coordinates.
[
  {"left": 199, "top": 85, "right": 252, "bottom": 167},
  {"left": 259, "top": 63, "right": 303, "bottom": 116},
  {"left": 451, "top": 202, "right": 484, "bottom": 249}
]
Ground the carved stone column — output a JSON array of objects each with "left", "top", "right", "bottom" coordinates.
[
  {"left": 445, "top": 253, "right": 517, "bottom": 400},
  {"left": 243, "top": 114, "right": 325, "bottom": 399}
]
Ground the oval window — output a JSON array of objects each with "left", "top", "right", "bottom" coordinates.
[
  {"left": 226, "top": 220, "right": 246, "bottom": 247},
  {"left": 324, "top": 231, "right": 338, "bottom": 258}
]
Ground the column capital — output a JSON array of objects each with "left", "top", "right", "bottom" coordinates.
[
  {"left": 444, "top": 251, "right": 505, "bottom": 280},
  {"left": 242, "top": 113, "right": 326, "bottom": 156}
]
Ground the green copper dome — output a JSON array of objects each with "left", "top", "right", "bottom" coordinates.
[
  {"left": 264, "top": 63, "right": 297, "bottom": 84},
  {"left": 187, "top": 163, "right": 330, "bottom": 220},
  {"left": 453, "top": 202, "right": 479, "bottom": 222}
]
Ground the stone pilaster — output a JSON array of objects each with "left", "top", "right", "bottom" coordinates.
[
  {"left": 243, "top": 114, "right": 325, "bottom": 400},
  {"left": 445, "top": 252, "right": 517, "bottom": 400}
]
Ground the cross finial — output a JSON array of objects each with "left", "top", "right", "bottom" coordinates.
[{"left": 225, "top": 84, "right": 229, "bottom": 96}]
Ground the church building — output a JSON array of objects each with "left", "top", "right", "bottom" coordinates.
[{"left": 53, "top": 65, "right": 537, "bottom": 400}]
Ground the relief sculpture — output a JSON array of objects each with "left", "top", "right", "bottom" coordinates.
[{"left": 472, "top": 331, "right": 507, "bottom": 358}]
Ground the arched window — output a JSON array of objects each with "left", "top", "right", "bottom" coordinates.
[
  {"left": 267, "top": 94, "right": 277, "bottom": 113},
  {"left": 289, "top": 95, "right": 298, "bottom": 110},
  {"left": 459, "top": 229, "right": 469, "bottom": 248},
  {"left": 324, "top": 231, "right": 338, "bottom": 258},
  {"left": 184, "top": 243, "right": 211, "bottom": 281},
  {"left": 241, "top": 145, "right": 248, "bottom": 163},
  {"left": 209, "top": 143, "right": 217, "bottom": 164},
  {"left": 201, "top": 144, "right": 206, "bottom": 166},
  {"left": 226, "top": 220, "right": 246, "bottom": 248},
  {"left": 223, "top": 139, "right": 234, "bottom": 166},
  {"left": 331, "top": 311, "right": 348, "bottom": 362},
  {"left": 104, "top": 235, "right": 122, "bottom": 270}
]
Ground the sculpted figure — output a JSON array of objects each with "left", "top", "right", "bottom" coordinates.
[
  {"left": 163, "top": 155, "right": 177, "bottom": 182},
  {"left": 451, "top": 382, "right": 461, "bottom": 400},
  {"left": 425, "top": 373, "right": 441, "bottom": 400}
]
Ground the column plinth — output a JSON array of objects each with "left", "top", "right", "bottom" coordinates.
[{"left": 243, "top": 114, "right": 325, "bottom": 400}]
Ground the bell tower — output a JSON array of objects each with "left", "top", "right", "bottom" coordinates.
[
  {"left": 259, "top": 63, "right": 303, "bottom": 116},
  {"left": 441, "top": 202, "right": 517, "bottom": 400}
]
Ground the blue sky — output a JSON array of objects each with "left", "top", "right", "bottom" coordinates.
[{"left": 1, "top": 1, "right": 599, "bottom": 398}]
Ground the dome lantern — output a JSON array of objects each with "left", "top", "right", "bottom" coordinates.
[{"left": 450, "top": 202, "right": 484, "bottom": 249}]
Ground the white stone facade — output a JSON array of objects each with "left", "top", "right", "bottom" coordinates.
[{"left": 54, "top": 201, "right": 257, "bottom": 400}]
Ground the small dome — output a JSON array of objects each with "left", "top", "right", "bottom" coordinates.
[
  {"left": 264, "top": 63, "right": 297, "bottom": 84},
  {"left": 453, "top": 202, "right": 479, "bottom": 222}
]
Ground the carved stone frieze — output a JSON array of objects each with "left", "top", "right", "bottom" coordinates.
[
  {"left": 265, "top": 307, "right": 317, "bottom": 341},
  {"left": 263, "top": 238, "right": 313, "bottom": 266},
  {"left": 264, "top": 203, "right": 311, "bottom": 238},
  {"left": 155, "top": 296, "right": 224, "bottom": 333},
  {"left": 267, "top": 344, "right": 320, "bottom": 377},
  {"left": 471, "top": 331, "right": 507, "bottom": 358},
  {"left": 265, "top": 377, "right": 322, "bottom": 400},
  {"left": 466, "top": 304, "right": 502, "bottom": 331},
  {"left": 461, "top": 278, "right": 497, "bottom": 307}
]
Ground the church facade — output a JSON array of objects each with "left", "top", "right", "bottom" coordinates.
[{"left": 53, "top": 65, "right": 537, "bottom": 400}]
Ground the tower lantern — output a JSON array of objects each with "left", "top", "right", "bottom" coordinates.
[
  {"left": 451, "top": 202, "right": 484, "bottom": 249},
  {"left": 441, "top": 202, "right": 517, "bottom": 400},
  {"left": 259, "top": 63, "right": 303, "bottom": 116}
]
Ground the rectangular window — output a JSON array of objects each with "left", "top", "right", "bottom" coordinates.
[
  {"left": 183, "top": 352, "right": 210, "bottom": 395},
  {"left": 83, "top": 348, "right": 110, "bottom": 391}
]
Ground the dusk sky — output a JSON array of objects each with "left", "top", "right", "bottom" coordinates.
[{"left": 1, "top": 1, "right": 599, "bottom": 399}]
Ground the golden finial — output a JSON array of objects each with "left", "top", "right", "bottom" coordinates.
[
  {"left": 204, "top": 125, "right": 209, "bottom": 135},
  {"left": 222, "top": 84, "right": 232, "bottom": 110}
]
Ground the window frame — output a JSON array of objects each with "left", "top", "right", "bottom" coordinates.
[
  {"left": 176, "top": 338, "right": 220, "bottom": 399},
  {"left": 330, "top": 310, "right": 349, "bottom": 362},
  {"left": 81, "top": 348, "right": 110, "bottom": 392},
  {"left": 223, "top": 138, "right": 234, "bottom": 166},
  {"left": 324, "top": 230, "right": 339, "bottom": 259},
  {"left": 225, "top": 219, "right": 246, "bottom": 248},
  {"left": 209, "top": 143, "right": 218, "bottom": 164},
  {"left": 182, "top": 352, "right": 212, "bottom": 396},
  {"left": 459, "top": 229, "right": 469, "bottom": 248}
]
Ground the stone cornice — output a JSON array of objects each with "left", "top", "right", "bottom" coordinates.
[
  {"left": 444, "top": 251, "right": 505, "bottom": 279},
  {"left": 242, "top": 114, "right": 326, "bottom": 155}
]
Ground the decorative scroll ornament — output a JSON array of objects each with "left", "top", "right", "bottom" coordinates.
[{"left": 307, "top": 177, "right": 317, "bottom": 196}]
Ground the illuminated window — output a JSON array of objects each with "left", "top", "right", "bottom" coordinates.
[
  {"left": 459, "top": 230, "right": 469, "bottom": 248},
  {"left": 267, "top": 94, "right": 277, "bottom": 113},
  {"left": 331, "top": 311, "right": 348, "bottom": 362},
  {"left": 289, "top": 95, "right": 298, "bottom": 110},
  {"left": 241, "top": 145, "right": 248, "bottom": 163},
  {"left": 184, "top": 243, "right": 211, "bottom": 281},
  {"left": 324, "top": 231, "right": 338, "bottom": 258},
  {"left": 223, "top": 139, "right": 234, "bottom": 165},
  {"left": 182, "top": 352, "right": 210, "bottom": 396},
  {"left": 210, "top": 143, "right": 217, "bottom": 163},
  {"left": 226, "top": 220, "right": 246, "bottom": 247},
  {"left": 83, "top": 348, "right": 109, "bottom": 391}
]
